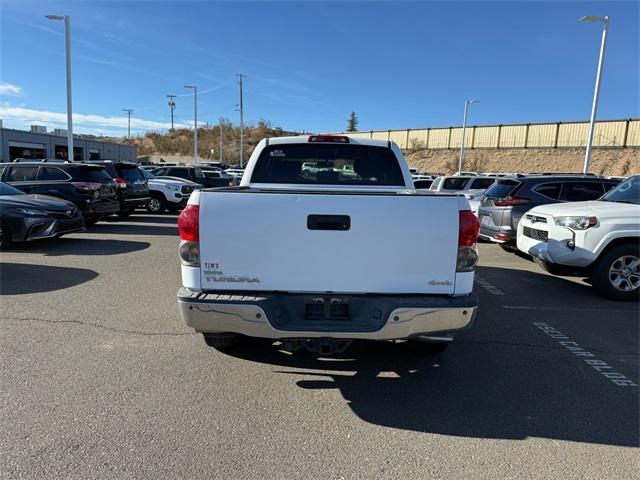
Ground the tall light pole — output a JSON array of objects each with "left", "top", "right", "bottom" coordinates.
[
  {"left": 219, "top": 117, "right": 224, "bottom": 163},
  {"left": 45, "top": 15, "right": 74, "bottom": 160},
  {"left": 166, "top": 94, "right": 176, "bottom": 131},
  {"left": 184, "top": 85, "right": 198, "bottom": 164},
  {"left": 237, "top": 74, "right": 246, "bottom": 167},
  {"left": 458, "top": 100, "right": 479, "bottom": 174},
  {"left": 123, "top": 108, "right": 133, "bottom": 138},
  {"left": 580, "top": 15, "right": 609, "bottom": 175}
]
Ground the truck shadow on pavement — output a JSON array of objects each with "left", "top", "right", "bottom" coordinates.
[
  {"left": 222, "top": 264, "right": 638, "bottom": 447},
  {"left": 226, "top": 337, "right": 638, "bottom": 447},
  {"left": 104, "top": 214, "right": 179, "bottom": 224},
  {"left": 0, "top": 262, "right": 98, "bottom": 294},
  {"left": 87, "top": 223, "right": 177, "bottom": 236},
  {"left": 7, "top": 237, "right": 150, "bottom": 256}
]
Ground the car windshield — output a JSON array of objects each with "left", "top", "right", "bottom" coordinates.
[
  {"left": 600, "top": 176, "right": 640, "bottom": 205},
  {"left": 0, "top": 181, "right": 24, "bottom": 195},
  {"left": 251, "top": 143, "right": 405, "bottom": 186}
]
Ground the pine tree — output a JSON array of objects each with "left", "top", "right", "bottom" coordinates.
[{"left": 346, "top": 111, "right": 359, "bottom": 132}]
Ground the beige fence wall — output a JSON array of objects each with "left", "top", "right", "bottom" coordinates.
[{"left": 341, "top": 118, "right": 639, "bottom": 150}]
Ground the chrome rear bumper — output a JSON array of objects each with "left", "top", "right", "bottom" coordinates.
[{"left": 177, "top": 288, "right": 478, "bottom": 340}]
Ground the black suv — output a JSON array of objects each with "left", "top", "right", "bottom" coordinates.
[
  {"left": 152, "top": 166, "right": 233, "bottom": 188},
  {"left": 88, "top": 161, "right": 150, "bottom": 217},
  {"left": 0, "top": 161, "right": 119, "bottom": 224},
  {"left": 477, "top": 175, "right": 620, "bottom": 247}
]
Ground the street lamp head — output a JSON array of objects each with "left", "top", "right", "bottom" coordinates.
[
  {"left": 184, "top": 85, "right": 196, "bottom": 89},
  {"left": 45, "top": 15, "right": 65, "bottom": 20},
  {"left": 580, "top": 15, "right": 607, "bottom": 23}
]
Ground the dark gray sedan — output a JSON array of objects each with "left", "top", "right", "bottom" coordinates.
[{"left": 0, "top": 182, "right": 85, "bottom": 249}]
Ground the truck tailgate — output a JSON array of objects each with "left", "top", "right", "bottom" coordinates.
[{"left": 199, "top": 191, "right": 459, "bottom": 294}]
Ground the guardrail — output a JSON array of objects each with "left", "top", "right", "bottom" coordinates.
[{"left": 340, "top": 118, "right": 640, "bottom": 150}]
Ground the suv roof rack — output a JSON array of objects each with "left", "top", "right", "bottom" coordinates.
[
  {"left": 11, "top": 158, "right": 69, "bottom": 163},
  {"left": 540, "top": 172, "right": 597, "bottom": 176}
]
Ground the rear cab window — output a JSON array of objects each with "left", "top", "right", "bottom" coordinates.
[
  {"left": 250, "top": 144, "right": 404, "bottom": 186},
  {"left": 442, "top": 177, "right": 472, "bottom": 190}
]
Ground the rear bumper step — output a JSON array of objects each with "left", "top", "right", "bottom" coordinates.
[{"left": 177, "top": 288, "right": 478, "bottom": 340}]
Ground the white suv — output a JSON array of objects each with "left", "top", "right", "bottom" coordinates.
[{"left": 517, "top": 175, "right": 640, "bottom": 300}]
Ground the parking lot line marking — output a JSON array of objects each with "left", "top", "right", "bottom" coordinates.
[
  {"left": 504, "top": 305, "right": 637, "bottom": 314},
  {"left": 474, "top": 275, "right": 505, "bottom": 295},
  {"left": 532, "top": 322, "right": 638, "bottom": 387}
]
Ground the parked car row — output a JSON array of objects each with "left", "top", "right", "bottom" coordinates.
[{"left": 0, "top": 159, "right": 208, "bottom": 248}]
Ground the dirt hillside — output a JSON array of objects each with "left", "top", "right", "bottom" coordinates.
[{"left": 405, "top": 147, "right": 639, "bottom": 177}]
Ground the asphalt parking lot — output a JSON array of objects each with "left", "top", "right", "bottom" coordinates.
[{"left": 1, "top": 214, "right": 638, "bottom": 480}]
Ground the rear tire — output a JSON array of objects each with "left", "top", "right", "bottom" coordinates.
[
  {"left": 146, "top": 195, "right": 166, "bottom": 214},
  {"left": 0, "top": 219, "right": 13, "bottom": 249},
  {"left": 203, "top": 333, "right": 241, "bottom": 350},
  {"left": 590, "top": 243, "right": 640, "bottom": 301}
]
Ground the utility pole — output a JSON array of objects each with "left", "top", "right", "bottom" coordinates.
[
  {"left": 123, "top": 108, "right": 134, "bottom": 138},
  {"left": 184, "top": 85, "right": 198, "bottom": 163},
  {"left": 237, "top": 74, "right": 246, "bottom": 167},
  {"left": 219, "top": 117, "right": 224, "bottom": 162},
  {"left": 166, "top": 94, "right": 176, "bottom": 131}
]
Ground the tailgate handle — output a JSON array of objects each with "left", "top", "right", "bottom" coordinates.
[{"left": 307, "top": 215, "right": 350, "bottom": 231}]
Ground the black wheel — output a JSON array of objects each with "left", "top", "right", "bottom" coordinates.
[
  {"left": 590, "top": 243, "right": 640, "bottom": 301},
  {"left": 84, "top": 216, "right": 99, "bottom": 226},
  {"left": 146, "top": 195, "right": 166, "bottom": 214},
  {"left": 0, "top": 219, "right": 12, "bottom": 249},
  {"left": 203, "top": 333, "right": 241, "bottom": 350}
]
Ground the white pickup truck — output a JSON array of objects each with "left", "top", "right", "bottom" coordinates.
[{"left": 176, "top": 135, "right": 479, "bottom": 354}]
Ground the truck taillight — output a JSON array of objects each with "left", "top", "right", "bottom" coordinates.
[
  {"left": 178, "top": 204, "right": 199, "bottom": 241},
  {"left": 178, "top": 204, "right": 200, "bottom": 266},
  {"left": 459, "top": 210, "right": 479, "bottom": 247},
  {"left": 457, "top": 210, "right": 479, "bottom": 272}
]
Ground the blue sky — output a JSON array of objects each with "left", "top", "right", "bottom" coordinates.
[{"left": 1, "top": 1, "right": 638, "bottom": 137}]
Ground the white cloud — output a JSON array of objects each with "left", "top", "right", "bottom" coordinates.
[
  {"left": 0, "top": 82, "right": 24, "bottom": 96},
  {"left": 0, "top": 105, "right": 190, "bottom": 133}
]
